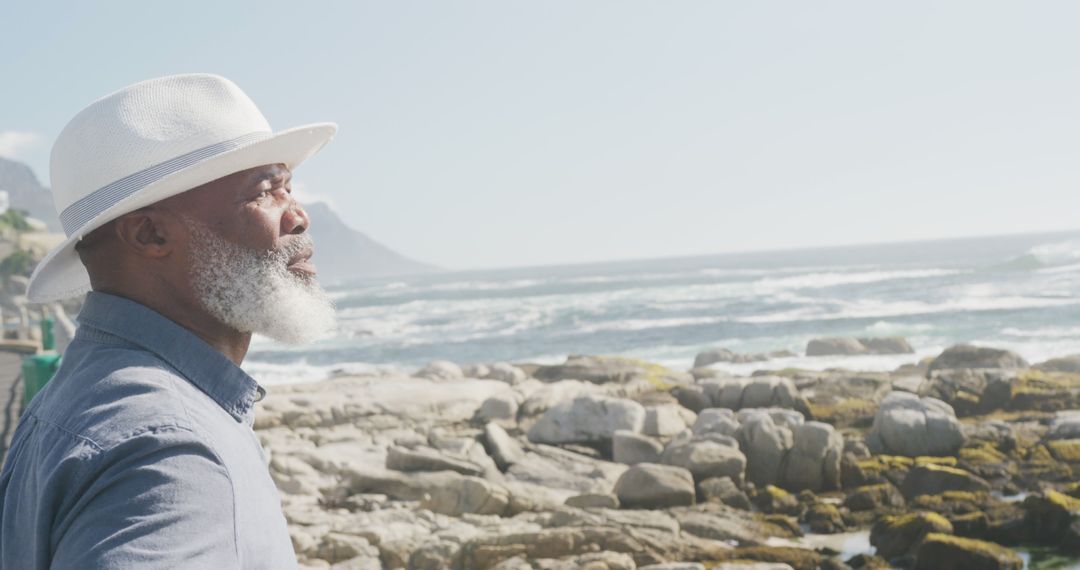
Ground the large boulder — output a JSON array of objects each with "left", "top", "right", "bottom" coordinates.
[
  {"left": 736, "top": 411, "right": 841, "bottom": 493},
  {"left": 899, "top": 464, "right": 991, "bottom": 500},
  {"left": 705, "top": 376, "right": 806, "bottom": 412},
  {"left": 692, "top": 408, "right": 740, "bottom": 437},
  {"left": 870, "top": 511, "right": 954, "bottom": 561},
  {"left": 928, "top": 345, "right": 1029, "bottom": 372},
  {"left": 643, "top": 404, "right": 691, "bottom": 437},
  {"left": 527, "top": 395, "right": 646, "bottom": 445},
  {"left": 914, "top": 533, "right": 1023, "bottom": 570},
  {"left": 613, "top": 463, "right": 696, "bottom": 509},
  {"left": 1022, "top": 491, "right": 1080, "bottom": 554},
  {"left": 866, "top": 392, "right": 966, "bottom": 457},
  {"left": 806, "top": 337, "right": 913, "bottom": 356},
  {"left": 661, "top": 439, "right": 747, "bottom": 483},
  {"left": 782, "top": 421, "right": 843, "bottom": 492},
  {"left": 693, "top": 348, "right": 794, "bottom": 368},
  {"left": 919, "top": 369, "right": 1017, "bottom": 416},
  {"left": 1034, "top": 354, "right": 1080, "bottom": 374},
  {"left": 736, "top": 412, "right": 793, "bottom": 488},
  {"left": 612, "top": 430, "right": 664, "bottom": 465}
]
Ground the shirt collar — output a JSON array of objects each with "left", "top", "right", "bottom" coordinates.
[{"left": 76, "top": 291, "right": 265, "bottom": 425}]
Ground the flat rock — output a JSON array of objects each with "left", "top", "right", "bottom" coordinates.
[
  {"left": 385, "top": 445, "right": 486, "bottom": 477},
  {"left": 533, "top": 354, "right": 692, "bottom": 386}
]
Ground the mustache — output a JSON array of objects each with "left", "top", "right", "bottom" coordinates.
[{"left": 265, "top": 234, "right": 315, "bottom": 261}]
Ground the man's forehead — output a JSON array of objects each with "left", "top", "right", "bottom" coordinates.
[{"left": 236, "top": 163, "right": 291, "bottom": 186}]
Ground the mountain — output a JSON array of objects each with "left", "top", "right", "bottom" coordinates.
[
  {"left": 0, "top": 157, "right": 439, "bottom": 283},
  {"left": 0, "top": 157, "right": 61, "bottom": 230},
  {"left": 304, "top": 201, "right": 440, "bottom": 284}
]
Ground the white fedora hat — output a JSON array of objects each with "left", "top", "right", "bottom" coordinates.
[{"left": 27, "top": 73, "right": 337, "bottom": 303}]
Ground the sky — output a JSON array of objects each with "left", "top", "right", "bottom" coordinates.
[{"left": 2, "top": 1, "right": 1080, "bottom": 270}]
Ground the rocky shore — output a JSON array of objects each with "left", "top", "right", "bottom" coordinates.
[{"left": 253, "top": 341, "right": 1080, "bottom": 570}]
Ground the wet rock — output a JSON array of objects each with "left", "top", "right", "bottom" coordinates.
[
  {"left": 484, "top": 422, "right": 526, "bottom": 471},
  {"left": 870, "top": 511, "right": 954, "bottom": 561},
  {"left": 913, "top": 533, "right": 1023, "bottom": 570},
  {"left": 693, "top": 348, "right": 794, "bottom": 368},
  {"left": 866, "top": 392, "right": 965, "bottom": 457},
  {"left": 699, "top": 476, "right": 752, "bottom": 510},
  {"left": 612, "top": 430, "right": 664, "bottom": 465},
  {"left": 806, "top": 502, "right": 846, "bottom": 534},
  {"left": 751, "top": 485, "right": 800, "bottom": 515},
  {"left": 928, "top": 345, "right": 1028, "bottom": 372},
  {"left": 528, "top": 395, "right": 646, "bottom": 445},
  {"left": 900, "top": 464, "right": 991, "bottom": 500},
  {"left": 1047, "top": 410, "right": 1080, "bottom": 440},
  {"left": 919, "top": 369, "right": 1000, "bottom": 416},
  {"left": 844, "top": 483, "right": 905, "bottom": 512},
  {"left": 806, "top": 337, "right": 913, "bottom": 356},
  {"left": 806, "top": 337, "right": 870, "bottom": 356},
  {"left": 614, "top": 463, "right": 697, "bottom": 509},
  {"left": 1021, "top": 491, "right": 1080, "bottom": 554}
]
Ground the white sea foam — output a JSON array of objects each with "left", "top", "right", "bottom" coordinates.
[
  {"left": 1030, "top": 239, "right": 1080, "bottom": 266},
  {"left": 1000, "top": 326, "right": 1080, "bottom": 339},
  {"left": 242, "top": 359, "right": 405, "bottom": 385},
  {"left": 739, "top": 296, "right": 1079, "bottom": 324},
  {"left": 750, "top": 269, "right": 963, "bottom": 290}
]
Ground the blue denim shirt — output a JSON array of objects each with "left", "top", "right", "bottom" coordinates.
[{"left": 0, "top": 292, "right": 298, "bottom": 568}]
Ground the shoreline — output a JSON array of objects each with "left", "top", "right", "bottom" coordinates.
[{"left": 254, "top": 340, "right": 1080, "bottom": 569}]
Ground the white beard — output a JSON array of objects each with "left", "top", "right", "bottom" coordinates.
[{"left": 186, "top": 220, "right": 336, "bottom": 345}]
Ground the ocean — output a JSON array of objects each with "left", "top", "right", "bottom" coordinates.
[{"left": 243, "top": 230, "right": 1080, "bottom": 385}]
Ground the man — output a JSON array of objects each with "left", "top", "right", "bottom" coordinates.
[{"left": 0, "top": 74, "right": 337, "bottom": 568}]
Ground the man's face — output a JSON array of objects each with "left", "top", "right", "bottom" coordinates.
[
  {"left": 183, "top": 163, "right": 315, "bottom": 278},
  {"left": 171, "top": 163, "right": 336, "bottom": 344}
]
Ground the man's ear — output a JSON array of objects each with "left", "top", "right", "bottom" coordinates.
[{"left": 112, "top": 208, "right": 177, "bottom": 259}]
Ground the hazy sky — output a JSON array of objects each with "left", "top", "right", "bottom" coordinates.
[{"left": 2, "top": 1, "right": 1079, "bottom": 269}]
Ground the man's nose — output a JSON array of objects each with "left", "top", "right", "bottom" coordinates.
[{"left": 283, "top": 199, "right": 309, "bottom": 235}]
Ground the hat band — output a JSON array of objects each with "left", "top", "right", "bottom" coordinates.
[{"left": 59, "top": 131, "right": 273, "bottom": 236}]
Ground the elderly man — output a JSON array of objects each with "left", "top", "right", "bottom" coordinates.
[{"left": 0, "top": 74, "right": 336, "bottom": 568}]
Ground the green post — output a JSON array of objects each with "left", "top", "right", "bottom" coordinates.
[
  {"left": 41, "top": 318, "right": 54, "bottom": 351},
  {"left": 22, "top": 352, "right": 61, "bottom": 407}
]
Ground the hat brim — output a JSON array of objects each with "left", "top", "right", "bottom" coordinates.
[{"left": 26, "top": 123, "right": 337, "bottom": 303}]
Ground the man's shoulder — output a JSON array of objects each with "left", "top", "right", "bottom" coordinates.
[{"left": 27, "top": 337, "right": 208, "bottom": 453}]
